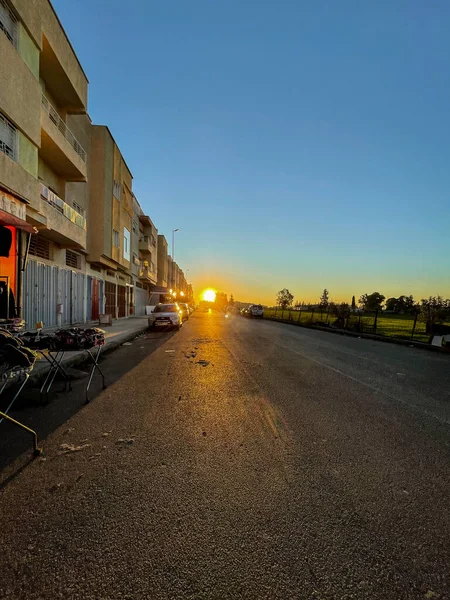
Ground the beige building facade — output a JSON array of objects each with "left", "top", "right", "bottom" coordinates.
[
  {"left": 0, "top": 0, "right": 90, "bottom": 325},
  {"left": 0, "top": 0, "right": 191, "bottom": 327}
]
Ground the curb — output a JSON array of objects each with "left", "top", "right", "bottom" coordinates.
[
  {"left": 29, "top": 325, "right": 149, "bottom": 384},
  {"left": 263, "top": 317, "right": 450, "bottom": 354}
]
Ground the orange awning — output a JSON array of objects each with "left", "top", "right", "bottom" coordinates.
[{"left": 0, "top": 209, "right": 36, "bottom": 233}]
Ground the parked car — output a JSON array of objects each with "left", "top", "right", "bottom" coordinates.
[
  {"left": 148, "top": 303, "right": 183, "bottom": 330},
  {"left": 179, "top": 303, "right": 190, "bottom": 321},
  {"left": 249, "top": 304, "right": 264, "bottom": 318}
]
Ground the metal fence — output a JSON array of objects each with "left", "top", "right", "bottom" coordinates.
[
  {"left": 24, "top": 260, "right": 87, "bottom": 329},
  {"left": 23, "top": 260, "right": 59, "bottom": 329},
  {"left": 264, "top": 306, "right": 430, "bottom": 343}
]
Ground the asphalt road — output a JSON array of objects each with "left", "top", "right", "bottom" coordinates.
[{"left": 1, "top": 311, "right": 449, "bottom": 600}]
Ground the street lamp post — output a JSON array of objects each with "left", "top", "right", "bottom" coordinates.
[{"left": 172, "top": 228, "right": 179, "bottom": 291}]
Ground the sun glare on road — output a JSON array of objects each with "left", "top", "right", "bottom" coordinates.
[{"left": 202, "top": 289, "right": 216, "bottom": 302}]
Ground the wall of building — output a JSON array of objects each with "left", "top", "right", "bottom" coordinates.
[
  {"left": 38, "top": 0, "right": 88, "bottom": 110},
  {"left": 0, "top": 32, "right": 42, "bottom": 148},
  {"left": 9, "top": 0, "right": 43, "bottom": 51},
  {"left": 157, "top": 235, "right": 168, "bottom": 287},
  {"left": 38, "top": 156, "right": 65, "bottom": 197},
  {"left": 18, "top": 132, "right": 38, "bottom": 178},
  {"left": 65, "top": 113, "right": 91, "bottom": 219},
  {"left": 0, "top": 152, "right": 40, "bottom": 205},
  {"left": 18, "top": 22, "right": 39, "bottom": 79},
  {"left": 87, "top": 126, "right": 114, "bottom": 263},
  {"left": 110, "top": 144, "right": 132, "bottom": 272}
]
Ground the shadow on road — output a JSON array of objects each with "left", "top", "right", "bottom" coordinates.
[{"left": 0, "top": 329, "right": 176, "bottom": 472}]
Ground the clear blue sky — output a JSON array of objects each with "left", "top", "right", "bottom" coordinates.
[{"left": 53, "top": 0, "right": 450, "bottom": 303}]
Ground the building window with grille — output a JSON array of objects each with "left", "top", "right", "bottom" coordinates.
[
  {"left": 0, "top": 0, "right": 18, "bottom": 48},
  {"left": 123, "top": 227, "right": 130, "bottom": 261},
  {"left": 113, "top": 180, "right": 121, "bottom": 200},
  {"left": 29, "top": 236, "right": 53, "bottom": 260},
  {"left": 66, "top": 250, "right": 81, "bottom": 270},
  {"left": 0, "top": 112, "right": 18, "bottom": 161},
  {"left": 113, "top": 229, "right": 120, "bottom": 247},
  {"left": 132, "top": 219, "right": 138, "bottom": 234},
  {"left": 72, "top": 201, "right": 85, "bottom": 216}
]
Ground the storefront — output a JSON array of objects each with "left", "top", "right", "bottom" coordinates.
[{"left": 0, "top": 190, "right": 35, "bottom": 321}]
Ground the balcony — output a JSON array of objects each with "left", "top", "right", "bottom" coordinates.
[
  {"left": 139, "top": 235, "right": 152, "bottom": 254},
  {"left": 139, "top": 261, "right": 157, "bottom": 284},
  {"left": 34, "top": 183, "right": 87, "bottom": 249},
  {"left": 40, "top": 94, "right": 87, "bottom": 181}
]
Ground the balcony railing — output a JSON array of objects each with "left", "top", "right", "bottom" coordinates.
[
  {"left": 139, "top": 235, "right": 152, "bottom": 253},
  {"left": 140, "top": 261, "right": 157, "bottom": 279},
  {"left": 41, "top": 94, "right": 87, "bottom": 163},
  {"left": 40, "top": 183, "right": 86, "bottom": 230}
]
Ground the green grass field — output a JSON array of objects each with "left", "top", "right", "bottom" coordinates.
[{"left": 263, "top": 309, "right": 431, "bottom": 343}]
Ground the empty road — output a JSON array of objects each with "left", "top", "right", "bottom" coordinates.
[{"left": 1, "top": 311, "right": 449, "bottom": 599}]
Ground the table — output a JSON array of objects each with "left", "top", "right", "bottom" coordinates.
[{"left": 39, "top": 344, "right": 106, "bottom": 404}]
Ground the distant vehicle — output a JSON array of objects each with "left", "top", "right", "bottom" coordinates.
[
  {"left": 178, "top": 303, "right": 190, "bottom": 321},
  {"left": 148, "top": 303, "right": 182, "bottom": 330},
  {"left": 240, "top": 307, "right": 250, "bottom": 317},
  {"left": 249, "top": 304, "right": 264, "bottom": 319}
]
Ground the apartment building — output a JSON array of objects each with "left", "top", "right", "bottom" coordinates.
[
  {"left": 131, "top": 195, "right": 157, "bottom": 315},
  {"left": 148, "top": 234, "right": 169, "bottom": 304},
  {"left": 0, "top": 0, "right": 192, "bottom": 326},
  {"left": 156, "top": 235, "right": 168, "bottom": 286},
  {"left": 87, "top": 125, "right": 135, "bottom": 319},
  {"left": 0, "top": 0, "right": 90, "bottom": 327}
]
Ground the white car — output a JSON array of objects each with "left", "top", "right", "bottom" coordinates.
[
  {"left": 249, "top": 304, "right": 264, "bottom": 318},
  {"left": 148, "top": 303, "right": 183, "bottom": 330}
]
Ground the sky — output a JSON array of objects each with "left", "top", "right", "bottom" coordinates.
[{"left": 53, "top": 0, "right": 450, "bottom": 304}]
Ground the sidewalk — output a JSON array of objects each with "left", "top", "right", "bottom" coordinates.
[{"left": 30, "top": 316, "right": 149, "bottom": 382}]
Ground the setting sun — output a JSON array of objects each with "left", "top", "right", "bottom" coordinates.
[{"left": 202, "top": 289, "right": 216, "bottom": 303}]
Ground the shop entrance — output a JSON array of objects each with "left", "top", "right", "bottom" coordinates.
[{"left": 0, "top": 225, "right": 17, "bottom": 319}]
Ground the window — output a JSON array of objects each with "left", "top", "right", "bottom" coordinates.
[
  {"left": 72, "top": 201, "right": 85, "bottom": 216},
  {"left": 132, "top": 252, "right": 140, "bottom": 266},
  {"left": 113, "top": 229, "right": 120, "bottom": 247},
  {"left": 0, "top": 112, "right": 17, "bottom": 161},
  {"left": 113, "top": 180, "right": 121, "bottom": 200},
  {"left": 0, "top": 0, "right": 18, "bottom": 48},
  {"left": 132, "top": 219, "right": 139, "bottom": 234},
  {"left": 123, "top": 227, "right": 130, "bottom": 261},
  {"left": 29, "top": 236, "right": 53, "bottom": 260},
  {"left": 66, "top": 250, "right": 81, "bottom": 270},
  {"left": 154, "top": 305, "right": 178, "bottom": 313}
]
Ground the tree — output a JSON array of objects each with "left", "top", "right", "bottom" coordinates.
[
  {"left": 331, "top": 302, "right": 350, "bottom": 328},
  {"left": 229, "top": 294, "right": 235, "bottom": 306},
  {"left": 319, "top": 289, "right": 329, "bottom": 308},
  {"left": 351, "top": 295, "right": 356, "bottom": 310},
  {"left": 385, "top": 297, "right": 399, "bottom": 312},
  {"left": 385, "top": 295, "right": 417, "bottom": 314},
  {"left": 419, "top": 296, "right": 450, "bottom": 334},
  {"left": 214, "top": 292, "right": 228, "bottom": 310},
  {"left": 277, "top": 288, "right": 294, "bottom": 309},
  {"left": 359, "top": 292, "right": 385, "bottom": 312}
]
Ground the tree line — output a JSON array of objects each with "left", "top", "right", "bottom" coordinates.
[{"left": 276, "top": 288, "right": 450, "bottom": 333}]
